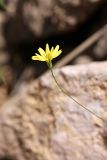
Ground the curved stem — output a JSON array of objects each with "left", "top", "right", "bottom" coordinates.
[{"left": 50, "top": 67, "right": 105, "bottom": 122}]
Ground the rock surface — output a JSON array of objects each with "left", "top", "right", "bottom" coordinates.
[
  {"left": 0, "top": 61, "right": 107, "bottom": 160},
  {"left": 94, "top": 26, "right": 107, "bottom": 58},
  {"left": 0, "top": 0, "right": 106, "bottom": 45}
]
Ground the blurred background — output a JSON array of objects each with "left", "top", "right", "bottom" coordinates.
[{"left": 0, "top": 0, "right": 107, "bottom": 105}]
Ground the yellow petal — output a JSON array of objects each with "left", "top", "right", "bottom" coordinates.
[
  {"left": 52, "top": 45, "right": 59, "bottom": 58},
  {"left": 38, "top": 48, "right": 46, "bottom": 56},
  {"left": 52, "top": 49, "right": 62, "bottom": 59},
  {"left": 51, "top": 46, "right": 54, "bottom": 52},
  {"left": 32, "top": 55, "right": 39, "bottom": 60},
  {"left": 54, "top": 45, "right": 59, "bottom": 53},
  {"left": 32, "top": 54, "right": 46, "bottom": 61},
  {"left": 46, "top": 43, "right": 50, "bottom": 53}
]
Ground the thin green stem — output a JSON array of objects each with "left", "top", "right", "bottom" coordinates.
[{"left": 50, "top": 67, "right": 105, "bottom": 122}]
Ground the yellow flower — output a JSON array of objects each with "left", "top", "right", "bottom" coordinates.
[{"left": 32, "top": 43, "right": 62, "bottom": 68}]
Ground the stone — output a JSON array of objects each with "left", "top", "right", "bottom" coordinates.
[
  {"left": 0, "top": 61, "right": 107, "bottom": 160},
  {"left": 93, "top": 26, "right": 107, "bottom": 58},
  {"left": 0, "top": 12, "right": 7, "bottom": 49},
  {"left": 1, "top": 0, "right": 106, "bottom": 45}
]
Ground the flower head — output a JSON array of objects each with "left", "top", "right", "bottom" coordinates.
[{"left": 32, "top": 44, "right": 62, "bottom": 68}]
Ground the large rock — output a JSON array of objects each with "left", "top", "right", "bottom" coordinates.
[
  {"left": 1, "top": 0, "right": 106, "bottom": 45},
  {"left": 0, "top": 61, "right": 107, "bottom": 160}
]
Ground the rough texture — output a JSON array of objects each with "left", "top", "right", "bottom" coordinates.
[
  {"left": 0, "top": 61, "right": 107, "bottom": 160},
  {"left": 0, "top": 0, "right": 106, "bottom": 45}
]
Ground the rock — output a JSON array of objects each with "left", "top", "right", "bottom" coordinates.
[
  {"left": 73, "top": 55, "right": 92, "bottom": 64},
  {"left": 0, "top": 61, "right": 107, "bottom": 160},
  {"left": 0, "top": 85, "right": 7, "bottom": 106},
  {"left": 93, "top": 26, "right": 107, "bottom": 58},
  {"left": 0, "top": 51, "right": 10, "bottom": 65},
  {"left": 0, "top": 12, "right": 7, "bottom": 49},
  {"left": 1, "top": 0, "right": 106, "bottom": 45}
]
